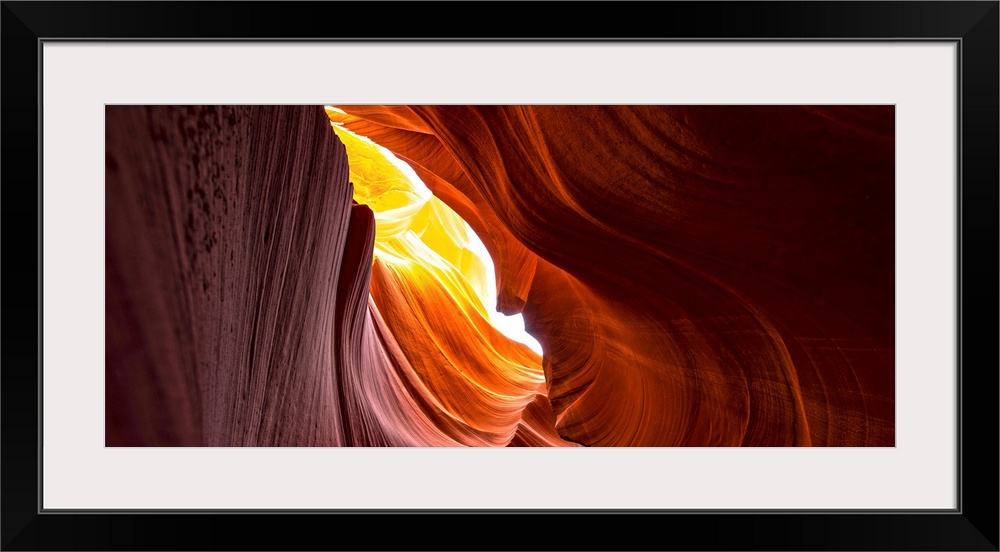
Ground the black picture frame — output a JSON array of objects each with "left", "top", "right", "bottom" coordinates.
[{"left": 2, "top": 2, "right": 997, "bottom": 550}]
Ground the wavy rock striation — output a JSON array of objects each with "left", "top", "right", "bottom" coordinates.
[
  {"left": 330, "top": 105, "right": 896, "bottom": 446},
  {"left": 331, "top": 123, "right": 570, "bottom": 446}
]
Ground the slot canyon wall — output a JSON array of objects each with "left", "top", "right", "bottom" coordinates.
[{"left": 106, "top": 104, "right": 894, "bottom": 446}]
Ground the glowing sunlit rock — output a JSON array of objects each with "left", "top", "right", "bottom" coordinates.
[
  {"left": 328, "top": 114, "right": 567, "bottom": 446},
  {"left": 333, "top": 105, "right": 896, "bottom": 447}
]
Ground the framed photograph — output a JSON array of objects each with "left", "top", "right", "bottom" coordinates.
[{"left": 4, "top": 2, "right": 997, "bottom": 550}]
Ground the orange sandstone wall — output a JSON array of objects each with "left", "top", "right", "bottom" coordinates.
[{"left": 332, "top": 106, "right": 895, "bottom": 446}]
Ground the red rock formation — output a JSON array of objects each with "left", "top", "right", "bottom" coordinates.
[
  {"left": 332, "top": 105, "right": 896, "bottom": 446},
  {"left": 107, "top": 105, "right": 894, "bottom": 447}
]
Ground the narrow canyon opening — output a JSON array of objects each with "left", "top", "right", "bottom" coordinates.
[{"left": 326, "top": 106, "right": 543, "bottom": 357}]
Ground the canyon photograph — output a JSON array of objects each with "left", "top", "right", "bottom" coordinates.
[{"left": 105, "top": 105, "right": 895, "bottom": 447}]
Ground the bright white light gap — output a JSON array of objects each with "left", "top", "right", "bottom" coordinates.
[{"left": 329, "top": 108, "right": 543, "bottom": 355}]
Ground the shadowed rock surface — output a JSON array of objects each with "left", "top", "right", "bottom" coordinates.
[{"left": 106, "top": 106, "right": 357, "bottom": 445}]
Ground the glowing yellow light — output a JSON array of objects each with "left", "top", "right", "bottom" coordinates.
[{"left": 327, "top": 109, "right": 542, "bottom": 354}]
